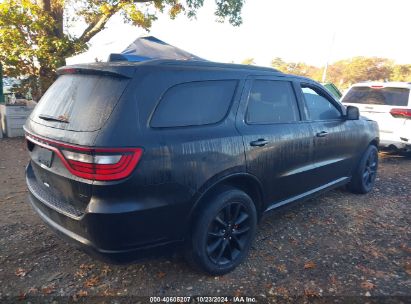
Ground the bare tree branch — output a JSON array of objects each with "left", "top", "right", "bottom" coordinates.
[{"left": 78, "top": 13, "right": 114, "bottom": 43}]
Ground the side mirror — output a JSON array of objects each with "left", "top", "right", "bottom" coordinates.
[{"left": 346, "top": 106, "right": 359, "bottom": 120}]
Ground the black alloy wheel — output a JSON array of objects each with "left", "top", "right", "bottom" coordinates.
[
  {"left": 206, "top": 202, "right": 251, "bottom": 265},
  {"left": 362, "top": 148, "right": 378, "bottom": 189},
  {"left": 185, "top": 187, "right": 257, "bottom": 275},
  {"left": 348, "top": 145, "right": 379, "bottom": 194}
]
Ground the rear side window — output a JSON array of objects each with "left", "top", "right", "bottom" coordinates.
[
  {"left": 246, "top": 80, "right": 300, "bottom": 124},
  {"left": 342, "top": 86, "right": 410, "bottom": 106},
  {"left": 301, "top": 86, "right": 341, "bottom": 120},
  {"left": 31, "top": 74, "right": 129, "bottom": 132},
  {"left": 151, "top": 80, "right": 237, "bottom": 128}
]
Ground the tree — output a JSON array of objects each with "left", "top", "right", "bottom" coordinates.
[
  {"left": 241, "top": 57, "right": 255, "bottom": 65},
  {"left": 0, "top": 0, "right": 245, "bottom": 100},
  {"left": 271, "top": 57, "right": 320, "bottom": 79},
  {"left": 270, "top": 56, "right": 409, "bottom": 90},
  {"left": 391, "top": 64, "right": 411, "bottom": 82},
  {"left": 324, "top": 57, "right": 394, "bottom": 89}
]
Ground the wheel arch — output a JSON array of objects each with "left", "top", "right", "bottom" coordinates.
[
  {"left": 186, "top": 173, "right": 265, "bottom": 235},
  {"left": 369, "top": 137, "right": 379, "bottom": 149}
]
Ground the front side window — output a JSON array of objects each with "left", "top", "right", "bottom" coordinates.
[
  {"left": 301, "top": 85, "right": 341, "bottom": 120},
  {"left": 246, "top": 80, "right": 300, "bottom": 124},
  {"left": 151, "top": 80, "right": 237, "bottom": 128}
]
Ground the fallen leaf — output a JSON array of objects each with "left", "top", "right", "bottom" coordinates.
[
  {"left": 405, "top": 261, "right": 411, "bottom": 275},
  {"left": 84, "top": 276, "right": 100, "bottom": 288},
  {"left": 329, "top": 275, "right": 338, "bottom": 285},
  {"left": 41, "top": 284, "right": 55, "bottom": 295},
  {"left": 18, "top": 292, "right": 26, "bottom": 300},
  {"left": 15, "top": 268, "right": 26, "bottom": 277},
  {"left": 275, "top": 287, "right": 288, "bottom": 296},
  {"left": 27, "top": 287, "right": 38, "bottom": 295},
  {"left": 361, "top": 281, "right": 375, "bottom": 290},
  {"left": 304, "top": 261, "right": 316, "bottom": 269},
  {"left": 304, "top": 288, "right": 319, "bottom": 297},
  {"left": 101, "top": 266, "right": 111, "bottom": 276},
  {"left": 400, "top": 244, "right": 411, "bottom": 254},
  {"left": 157, "top": 271, "right": 166, "bottom": 279},
  {"left": 102, "top": 288, "right": 116, "bottom": 296},
  {"left": 75, "top": 270, "right": 87, "bottom": 278},
  {"left": 76, "top": 290, "right": 88, "bottom": 298},
  {"left": 277, "top": 264, "right": 287, "bottom": 273},
  {"left": 80, "top": 264, "right": 95, "bottom": 270}
]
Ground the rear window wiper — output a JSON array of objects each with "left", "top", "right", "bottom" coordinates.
[{"left": 38, "top": 114, "right": 69, "bottom": 123}]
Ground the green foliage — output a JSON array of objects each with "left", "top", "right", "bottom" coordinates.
[
  {"left": 241, "top": 58, "right": 255, "bottom": 65},
  {"left": 391, "top": 64, "right": 411, "bottom": 82},
  {"left": 271, "top": 56, "right": 411, "bottom": 90},
  {"left": 271, "top": 57, "right": 319, "bottom": 79},
  {"left": 0, "top": 0, "right": 245, "bottom": 100}
]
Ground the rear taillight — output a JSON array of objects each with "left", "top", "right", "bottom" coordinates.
[
  {"left": 390, "top": 108, "right": 411, "bottom": 119},
  {"left": 26, "top": 133, "right": 143, "bottom": 181}
]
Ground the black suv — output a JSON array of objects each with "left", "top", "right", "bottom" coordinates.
[{"left": 25, "top": 60, "right": 379, "bottom": 275}]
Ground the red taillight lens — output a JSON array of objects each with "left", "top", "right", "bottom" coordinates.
[
  {"left": 26, "top": 133, "right": 143, "bottom": 181},
  {"left": 390, "top": 108, "right": 411, "bottom": 119}
]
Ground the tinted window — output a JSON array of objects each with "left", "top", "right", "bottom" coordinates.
[
  {"left": 342, "top": 86, "right": 410, "bottom": 106},
  {"left": 246, "top": 80, "right": 299, "bottom": 124},
  {"left": 151, "top": 81, "right": 237, "bottom": 127},
  {"left": 31, "top": 74, "right": 129, "bottom": 132},
  {"left": 302, "top": 86, "right": 341, "bottom": 120}
]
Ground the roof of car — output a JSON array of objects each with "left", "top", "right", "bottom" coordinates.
[
  {"left": 351, "top": 81, "right": 411, "bottom": 89},
  {"left": 62, "top": 59, "right": 283, "bottom": 74},
  {"left": 59, "top": 59, "right": 316, "bottom": 82}
]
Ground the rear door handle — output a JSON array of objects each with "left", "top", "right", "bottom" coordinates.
[
  {"left": 250, "top": 138, "right": 269, "bottom": 147},
  {"left": 316, "top": 131, "right": 328, "bottom": 137}
]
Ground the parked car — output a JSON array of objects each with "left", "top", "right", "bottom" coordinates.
[
  {"left": 24, "top": 60, "right": 379, "bottom": 275},
  {"left": 341, "top": 82, "right": 411, "bottom": 152},
  {"left": 321, "top": 82, "right": 343, "bottom": 100}
]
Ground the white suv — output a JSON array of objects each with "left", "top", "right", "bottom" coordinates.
[{"left": 342, "top": 82, "right": 411, "bottom": 152}]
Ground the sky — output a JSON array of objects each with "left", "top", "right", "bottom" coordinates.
[{"left": 68, "top": 0, "right": 411, "bottom": 67}]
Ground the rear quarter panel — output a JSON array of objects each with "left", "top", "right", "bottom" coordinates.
[{"left": 92, "top": 67, "right": 247, "bottom": 239}]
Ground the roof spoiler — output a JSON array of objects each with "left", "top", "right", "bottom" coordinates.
[{"left": 57, "top": 65, "right": 135, "bottom": 79}]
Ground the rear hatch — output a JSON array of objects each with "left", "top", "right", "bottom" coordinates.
[
  {"left": 25, "top": 65, "right": 136, "bottom": 218},
  {"left": 341, "top": 84, "right": 411, "bottom": 137}
]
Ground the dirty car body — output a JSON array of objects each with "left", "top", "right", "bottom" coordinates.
[{"left": 24, "top": 60, "right": 379, "bottom": 274}]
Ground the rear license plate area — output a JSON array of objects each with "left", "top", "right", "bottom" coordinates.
[{"left": 36, "top": 147, "right": 54, "bottom": 168}]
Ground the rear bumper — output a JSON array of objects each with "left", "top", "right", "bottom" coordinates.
[
  {"left": 379, "top": 136, "right": 411, "bottom": 151},
  {"left": 26, "top": 164, "right": 186, "bottom": 263},
  {"left": 378, "top": 120, "right": 411, "bottom": 151},
  {"left": 28, "top": 193, "right": 180, "bottom": 262}
]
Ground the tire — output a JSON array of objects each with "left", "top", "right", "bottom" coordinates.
[
  {"left": 185, "top": 187, "right": 257, "bottom": 275},
  {"left": 348, "top": 145, "right": 379, "bottom": 194}
]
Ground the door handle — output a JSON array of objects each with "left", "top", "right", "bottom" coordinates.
[
  {"left": 316, "top": 131, "right": 328, "bottom": 137},
  {"left": 250, "top": 138, "right": 269, "bottom": 147}
]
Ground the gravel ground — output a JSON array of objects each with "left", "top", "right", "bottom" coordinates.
[{"left": 0, "top": 138, "right": 410, "bottom": 303}]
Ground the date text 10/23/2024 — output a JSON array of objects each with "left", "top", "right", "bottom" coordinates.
[{"left": 150, "top": 296, "right": 257, "bottom": 303}]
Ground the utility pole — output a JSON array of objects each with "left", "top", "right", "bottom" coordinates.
[{"left": 0, "top": 63, "right": 4, "bottom": 103}]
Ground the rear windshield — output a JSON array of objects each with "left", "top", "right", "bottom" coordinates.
[
  {"left": 342, "top": 86, "right": 410, "bottom": 106},
  {"left": 31, "top": 74, "right": 129, "bottom": 132}
]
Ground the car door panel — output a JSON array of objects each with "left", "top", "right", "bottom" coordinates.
[
  {"left": 298, "top": 82, "right": 361, "bottom": 186},
  {"left": 236, "top": 78, "right": 317, "bottom": 207}
]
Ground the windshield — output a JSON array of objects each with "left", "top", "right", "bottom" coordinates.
[
  {"left": 31, "top": 74, "right": 129, "bottom": 132},
  {"left": 342, "top": 86, "right": 409, "bottom": 106}
]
